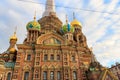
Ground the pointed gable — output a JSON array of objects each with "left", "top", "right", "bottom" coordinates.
[{"left": 99, "top": 69, "right": 117, "bottom": 80}]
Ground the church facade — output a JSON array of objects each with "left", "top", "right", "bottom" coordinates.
[{"left": 0, "top": 0, "right": 117, "bottom": 80}]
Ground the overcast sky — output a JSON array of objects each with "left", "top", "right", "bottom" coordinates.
[{"left": 0, "top": 0, "right": 120, "bottom": 67}]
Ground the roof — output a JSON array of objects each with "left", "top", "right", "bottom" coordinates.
[
  {"left": 4, "top": 62, "right": 15, "bottom": 68},
  {"left": 110, "top": 64, "right": 120, "bottom": 69},
  {"left": 71, "top": 19, "right": 82, "bottom": 27},
  {"left": 99, "top": 69, "right": 118, "bottom": 80}
]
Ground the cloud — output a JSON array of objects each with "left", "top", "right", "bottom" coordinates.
[{"left": 0, "top": 0, "right": 44, "bottom": 52}]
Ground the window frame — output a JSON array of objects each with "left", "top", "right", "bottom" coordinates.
[
  {"left": 26, "top": 54, "right": 31, "bottom": 61},
  {"left": 73, "top": 71, "right": 77, "bottom": 80},
  {"left": 44, "top": 54, "right": 48, "bottom": 61},
  {"left": 57, "top": 71, "right": 61, "bottom": 80},
  {"left": 50, "top": 71, "right": 54, "bottom": 80},
  {"left": 24, "top": 72, "right": 29, "bottom": 80},
  {"left": 7, "top": 72, "right": 11, "bottom": 80},
  {"left": 72, "top": 55, "right": 75, "bottom": 61},
  {"left": 57, "top": 55, "right": 60, "bottom": 61},
  {"left": 50, "top": 54, "right": 54, "bottom": 61},
  {"left": 43, "top": 71, "right": 47, "bottom": 80}
]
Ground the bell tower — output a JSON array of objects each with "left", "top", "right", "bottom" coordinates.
[
  {"left": 42, "top": 0, "right": 56, "bottom": 17},
  {"left": 38, "top": 0, "right": 62, "bottom": 34}
]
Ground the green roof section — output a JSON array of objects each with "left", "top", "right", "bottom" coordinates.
[
  {"left": 26, "top": 20, "right": 41, "bottom": 31},
  {"left": 5, "top": 62, "right": 15, "bottom": 68}
]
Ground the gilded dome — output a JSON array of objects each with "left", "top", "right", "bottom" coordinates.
[
  {"left": 71, "top": 19, "right": 82, "bottom": 28},
  {"left": 9, "top": 48, "right": 16, "bottom": 53},
  {"left": 62, "top": 23, "right": 74, "bottom": 33},
  {"left": 10, "top": 32, "right": 17, "bottom": 41},
  {"left": 26, "top": 20, "right": 41, "bottom": 30}
]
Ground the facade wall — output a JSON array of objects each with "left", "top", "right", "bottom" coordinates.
[
  {"left": 0, "top": 67, "right": 13, "bottom": 80},
  {"left": 110, "top": 64, "right": 120, "bottom": 80},
  {"left": 10, "top": 45, "right": 91, "bottom": 80}
]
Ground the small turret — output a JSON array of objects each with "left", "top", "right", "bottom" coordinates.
[
  {"left": 62, "top": 16, "right": 74, "bottom": 34},
  {"left": 10, "top": 32, "right": 17, "bottom": 41},
  {"left": 71, "top": 13, "right": 82, "bottom": 33},
  {"left": 26, "top": 12, "right": 41, "bottom": 44},
  {"left": 61, "top": 15, "right": 74, "bottom": 45},
  {"left": 26, "top": 12, "right": 41, "bottom": 31},
  {"left": 9, "top": 29, "right": 17, "bottom": 50},
  {"left": 8, "top": 29, "right": 18, "bottom": 62}
]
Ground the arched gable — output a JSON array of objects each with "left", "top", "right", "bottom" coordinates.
[
  {"left": 56, "top": 65, "right": 62, "bottom": 69},
  {"left": 48, "top": 65, "right": 55, "bottom": 69},
  {"left": 71, "top": 66, "right": 78, "bottom": 70},
  {"left": 37, "top": 32, "right": 65, "bottom": 45},
  {"left": 23, "top": 65, "right": 31, "bottom": 71},
  {"left": 42, "top": 65, "right": 48, "bottom": 70}
]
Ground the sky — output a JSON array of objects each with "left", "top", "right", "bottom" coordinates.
[{"left": 0, "top": 0, "right": 120, "bottom": 67}]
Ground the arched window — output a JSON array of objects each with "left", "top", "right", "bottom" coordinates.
[
  {"left": 27, "top": 55, "right": 31, "bottom": 61},
  {"left": 7, "top": 72, "right": 11, "bottom": 80},
  {"left": 24, "top": 72, "right": 29, "bottom": 80},
  {"left": 73, "top": 71, "right": 77, "bottom": 80},
  {"left": 43, "top": 71, "right": 47, "bottom": 80},
  {"left": 57, "top": 71, "right": 61, "bottom": 80},
  {"left": 44, "top": 54, "right": 48, "bottom": 61},
  {"left": 50, "top": 55, "right": 54, "bottom": 61},
  {"left": 50, "top": 71, "right": 54, "bottom": 80},
  {"left": 57, "top": 55, "right": 60, "bottom": 61},
  {"left": 72, "top": 56, "right": 75, "bottom": 61}
]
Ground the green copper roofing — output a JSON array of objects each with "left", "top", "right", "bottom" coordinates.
[
  {"left": 26, "top": 20, "right": 41, "bottom": 30},
  {"left": 5, "top": 62, "right": 15, "bottom": 68}
]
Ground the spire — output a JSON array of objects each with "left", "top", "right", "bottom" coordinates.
[
  {"left": 42, "top": 0, "right": 56, "bottom": 17},
  {"left": 10, "top": 27, "right": 17, "bottom": 41},
  {"left": 34, "top": 11, "right": 36, "bottom": 21},
  {"left": 66, "top": 15, "right": 68, "bottom": 24},
  {"left": 73, "top": 12, "right": 76, "bottom": 20}
]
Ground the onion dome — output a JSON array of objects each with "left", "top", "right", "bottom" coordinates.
[
  {"left": 10, "top": 32, "right": 17, "bottom": 41},
  {"left": 62, "top": 23, "right": 74, "bottom": 33},
  {"left": 71, "top": 19, "right": 82, "bottom": 28},
  {"left": 9, "top": 48, "right": 16, "bottom": 53},
  {"left": 26, "top": 15, "right": 41, "bottom": 31}
]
